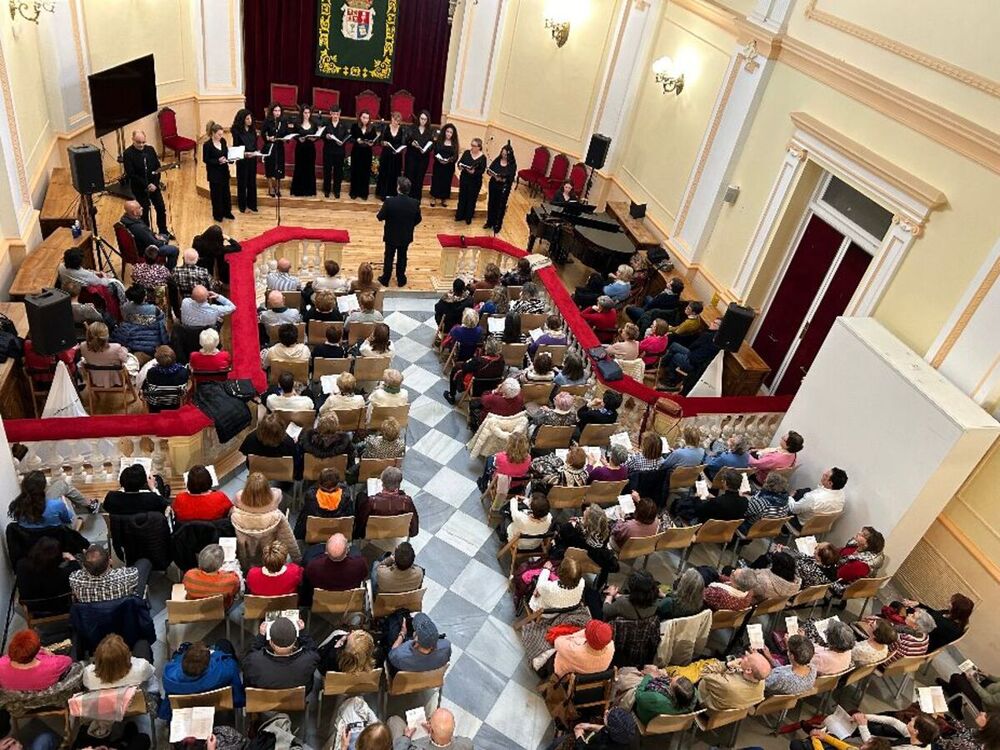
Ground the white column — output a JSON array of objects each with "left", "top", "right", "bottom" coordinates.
[
  {"left": 36, "top": 0, "right": 92, "bottom": 133},
  {"left": 0, "top": 35, "right": 33, "bottom": 236},
  {"left": 448, "top": 0, "right": 507, "bottom": 122},
  {"left": 191, "top": 0, "right": 244, "bottom": 96},
  {"left": 845, "top": 216, "right": 920, "bottom": 317}
]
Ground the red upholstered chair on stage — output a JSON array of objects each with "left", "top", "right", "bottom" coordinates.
[
  {"left": 540, "top": 153, "right": 570, "bottom": 197},
  {"left": 545, "top": 161, "right": 588, "bottom": 200},
  {"left": 157, "top": 108, "right": 197, "bottom": 163},
  {"left": 313, "top": 87, "right": 341, "bottom": 112},
  {"left": 518, "top": 146, "right": 551, "bottom": 195},
  {"left": 355, "top": 89, "right": 382, "bottom": 120},
  {"left": 389, "top": 90, "right": 415, "bottom": 122},
  {"left": 270, "top": 83, "right": 299, "bottom": 110}
]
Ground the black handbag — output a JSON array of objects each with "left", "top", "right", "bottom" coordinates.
[
  {"left": 587, "top": 346, "right": 608, "bottom": 360},
  {"left": 222, "top": 379, "right": 258, "bottom": 401},
  {"left": 596, "top": 358, "right": 623, "bottom": 381}
]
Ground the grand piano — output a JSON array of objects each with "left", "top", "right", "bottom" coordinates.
[{"left": 526, "top": 202, "right": 638, "bottom": 276}]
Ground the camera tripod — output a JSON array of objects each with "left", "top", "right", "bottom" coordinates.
[{"left": 77, "top": 191, "right": 122, "bottom": 277}]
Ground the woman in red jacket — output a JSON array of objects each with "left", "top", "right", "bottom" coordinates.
[{"left": 581, "top": 296, "right": 618, "bottom": 343}]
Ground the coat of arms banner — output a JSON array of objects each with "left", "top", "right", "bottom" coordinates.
[{"left": 316, "top": 0, "right": 398, "bottom": 82}]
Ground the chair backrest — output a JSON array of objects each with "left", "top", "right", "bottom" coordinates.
[
  {"left": 372, "top": 588, "right": 426, "bottom": 618},
  {"left": 578, "top": 423, "right": 618, "bottom": 447},
  {"left": 699, "top": 706, "right": 749, "bottom": 731},
  {"left": 309, "top": 320, "right": 344, "bottom": 345},
  {"left": 668, "top": 464, "right": 705, "bottom": 490},
  {"left": 502, "top": 343, "right": 528, "bottom": 367},
  {"left": 564, "top": 547, "right": 601, "bottom": 576},
  {"left": 248, "top": 455, "right": 295, "bottom": 482},
  {"left": 695, "top": 518, "right": 742, "bottom": 545},
  {"left": 347, "top": 322, "right": 376, "bottom": 346},
  {"left": 389, "top": 90, "right": 415, "bottom": 122},
  {"left": 245, "top": 686, "right": 307, "bottom": 714},
  {"left": 880, "top": 654, "right": 926, "bottom": 677},
  {"left": 270, "top": 83, "right": 299, "bottom": 109},
  {"left": 617, "top": 532, "right": 663, "bottom": 562},
  {"left": 355, "top": 89, "right": 382, "bottom": 119},
  {"left": 534, "top": 424, "right": 574, "bottom": 450},
  {"left": 587, "top": 480, "right": 628, "bottom": 505},
  {"left": 113, "top": 223, "right": 141, "bottom": 266},
  {"left": 841, "top": 575, "right": 890, "bottom": 600},
  {"left": 710, "top": 607, "right": 752, "bottom": 631},
  {"left": 743, "top": 516, "right": 793, "bottom": 540},
  {"left": 788, "top": 583, "right": 830, "bottom": 607},
  {"left": 528, "top": 146, "right": 550, "bottom": 175},
  {"left": 268, "top": 359, "right": 309, "bottom": 385},
  {"left": 656, "top": 524, "right": 701, "bottom": 551},
  {"left": 506, "top": 286, "right": 523, "bottom": 301},
  {"left": 324, "top": 669, "right": 382, "bottom": 696},
  {"left": 388, "top": 665, "right": 447, "bottom": 696},
  {"left": 520, "top": 382, "right": 554, "bottom": 405},
  {"left": 81, "top": 362, "right": 131, "bottom": 394},
  {"left": 843, "top": 661, "right": 883, "bottom": 687},
  {"left": 536, "top": 344, "right": 567, "bottom": 366},
  {"left": 305, "top": 515, "right": 355, "bottom": 544},
  {"left": 798, "top": 511, "right": 841, "bottom": 536},
  {"left": 303, "top": 452, "right": 349, "bottom": 481},
  {"left": 243, "top": 593, "right": 299, "bottom": 620},
  {"left": 365, "top": 513, "right": 413, "bottom": 540},
  {"left": 368, "top": 403, "right": 409, "bottom": 430},
  {"left": 547, "top": 485, "right": 588, "bottom": 510},
  {"left": 548, "top": 154, "right": 570, "bottom": 182},
  {"left": 520, "top": 313, "right": 547, "bottom": 333},
  {"left": 752, "top": 692, "right": 802, "bottom": 717},
  {"left": 568, "top": 667, "right": 615, "bottom": 713},
  {"left": 313, "top": 87, "right": 341, "bottom": 112},
  {"left": 753, "top": 595, "right": 791, "bottom": 618},
  {"left": 313, "top": 586, "right": 366, "bottom": 616},
  {"left": 811, "top": 668, "right": 851, "bottom": 694},
  {"left": 472, "top": 288, "right": 492, "bottom": 304},
  {"left": 167, "top": 593, "right": 226, "bottom": 625},
  {"left": 373, "top": 289, "right": 385, "bottom": 312},
  {"left": 569, "top": 163, "right": 588, "bottom": 194},
  {"left": 329, "top": 406, "right": 365, "bottom": 431},
  {"left": 358, "top": 457, "right": 402, "bottom": 483},
  {"left": 354, "top": 355, "right": 392, "bottom": 383},
  {"left": 169, "top": 686, "right": 234, "bottom": 711},
  {"left": 157, "top": 107, "right": 178, "bottom": 139},
  {"left": 557, "top": 383, "right": 590, "bottom": 397},
  {"left": 314, "top": 357, "right": 352, "bottom": 378},
  {"left": 768, "top": 465, "right": 798, "bottom": 482},
  {"left": 282, "top": 290, "right": 303, "bottom": 309},
  {"left": 267, "top": 322, "right": 306, "bottom": 344},
  {"left": 643, "top": 710, "right": 703, "bottom": 735},
  {"left": 273, "top": 409, "right": 316, "bottom": 429}
]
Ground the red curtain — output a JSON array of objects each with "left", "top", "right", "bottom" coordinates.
[{"left": 242, "top": 0, "right": 453, "bottom": 122}]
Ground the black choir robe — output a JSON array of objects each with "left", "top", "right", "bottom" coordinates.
[
  {"left": 404, "top": 125, "right": 434, "bottom": 203},
  {"left": 485, "top": 156, "right": 516, "bottom": 231},
  {"left": 349, "top": 123, "right": 377, "bottom": 200},
  {"left": 455, "top": 150, "right": 486, "bottom": 223},
  {"left": 375, "top": 124, "right": 406, "bottom": 199}
]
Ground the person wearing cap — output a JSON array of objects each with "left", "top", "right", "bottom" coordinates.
[
  {"left": 388, "top": 706, "right": 473, "bottom": 750},
  {"left": 553, "top": 620, "right": 615, "bottom": 678},
  {"left": 242, "top": 616, "right": 320, "bottom": 691},
  {"left": 387, "top": 612, "right": 452, "bottom": 674},
  {"left": 571, "top": 707, "right": 640, "bottom": 749}
]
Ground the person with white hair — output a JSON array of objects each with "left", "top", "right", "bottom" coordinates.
[
  {"left": 172, "top": 248, "right": 214, "bottom": 297},
  {"left": 469, "top": 377, "right": 525, "bottom": 430},
  {"left": 266, "top": 257, "right": 301, "bottom": 292},
  {"left": 180, "top": 285, "right": 235, "bottom": 328},
  {"left": 603, "top": 264, "right": 635, "bottom": 304},
  {"left": 188, "top": 328, "right": 231, "bottom": 379},
  {"left": 529, "top": 390, "right": 579, "bottom": 429},
  {"left": 368, "top": 369, "right": 408, "bottom": 410},
  {"left": 258, "top": 290, "right": 302, "bottom": 329}
]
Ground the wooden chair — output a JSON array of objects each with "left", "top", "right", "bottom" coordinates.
[
  {"left": 656, "top": 525, "right": 701, "bottom": 569},
  {"left": 506, "top": 286, "right": 523, "bottom": 301},
  {"left": 684, "top": 519, "right": 742, "bottom": 567},
  {"left": 784, "top": 511, "right": 841, "bottom": 540},
  {"left": 81, "top": 363, "right": 138, "bottom": 414},
  {"left": 567, "top": 667, "right": 616, "bottom": 717},
  {"left": 668, "top": 464, "right": 705, "bottom": 492},
  {"left": 564, "top": 547, "right": 602, "bottom": 577},
  {"left": 586, "top": 479, "right": 628, "bottom": 505},
  {"left": 503, "top": 343, "right": 528, "bottom": 367},
  {"left": 736, "top": 516, "right": 792, "bottom": 551},
  {"left": 371, "top": 587, "right": 426, "bottom": 618},
  {"left": 169, "top": 686, "right": 235, "bottom": 711},
  {"left": 536, "top": 344, "right": 567, "bottom": 366},
  {"left": 166, "top": 594, "right": 228, "bottom": 648},
  {"left": 751, "top": 691, "right": 806, "bottom": 728},
  {"left": 617, "top": 532, "right": 663, "bottom": 569},
  {"left": 365, "top": 513, "right": 413, "bottom": 541},
  {"left": 305, "top": 515, "right": 355, "bottom": 544},
  {"left": 807, "top": 668, "right": 852, "bottom": 713},
  {"left": 557, "top": 383, "right": 590, "bottom": 397},
  {"left": 357, "top": 457, "right": 402, "bottom": 483},
  {"left": 842, "top": 659, "right": 886, "bottom": 703},
  {"left": 521, "top": 382, "right": 554, "bottom": 405},
  {"left": 282, "top": 290, "right": 303, "bottom": 309},
  {"left": 787, "top": 583, "right": 831, "bottom": 616},
  {"left": 347, "top": 322, "right": 376, "bottom": 346},
  {"left": 373, "top": 289, "right": 385, "bottom": 312},
  {"left": 268, "top": 359, "right": 309, "bottom": 385},
  {"left": 694, "top": 706, "right": 750, "bottom": 747},
  {"left": 640, "top": 709, "right": 704, "bottom": 737},
  {"left": 354, "top": 355, "right": 392, "bottom": 383},
  {"left": 245, "top": 686, "right": 307, "bottom": 715},
  {"left": 313, "top": 87, "right": 341, "bottom": 111},
  {"left": 274, "top": 409, "right": 316, "bottom": 429},
  {"left": 308, "top": 320, "right": 344, "bottom": 345},
  {"left": 534, "top": 424, "right": 574, "bottom": 450},
  {"left": 328, "top": 406, "right": 365, "bottom": 431},
  {"left": 547, "top": 485, "right": 588, "bottom": 511},
  {"left": 314, "top": 357, "right": 352, "bottom": 378},
  {"left": 368, "top": 403, "right": 409, "bottom": 430},
  {"left": 318, "top": 669, "right": 381, "bottom": 724},
  {"left": 497, "top": 531, "right": 552, "bottom": 579},
  {"left": 520, "top": 313, "right": 547, "bottom": 333},
  {"left": 382, "top": 664, "right": 446, "bottom": 717},
  {"left": 768, "top": 465, "right": 798, "bottom": 483},
  {"left": 711, "top": 607, "right": 752, "bottom": 632},
  {"left": 242, "top": 593, "right": 300, "bottom": 648},
  {"left": 829, "top": 575, "right": 890, "bottom": 618},
  {"left": 302, "top": 453, "right": 349, "bottom": 482},
  {"left": 309, "top": 586, "right": 366, "bottom": 628},
  {"left": 578, "top": 423, "right": 618, "bottom": 447},
  {"left": 267, "top": 322, "right": 306, "bottom": 344},
  {"left": 11, "top": 707, "right": 70, "bottom": 742},
  {"left": 876, "top": 655, "right": 927, "bottom": 702},
  {"left": 248, "top": 455, "right": 295, "bottom": 486}
]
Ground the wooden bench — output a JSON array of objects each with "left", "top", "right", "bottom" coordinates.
[{"left": 10, "top": 228, "right": 94, "bottom": 300}]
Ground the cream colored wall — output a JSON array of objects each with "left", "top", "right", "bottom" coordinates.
[
  {"left": 489, "top": 0, "right": 626, "bottom": 157},
  {"left": 2, "top": 21, "right": 54, "bottom": 185},
  {"left": 697, "top": 61, "right": 1000, "bottom": 356},
  {"left": 615, "top": 3, "right": 733, "bottom": 235}
]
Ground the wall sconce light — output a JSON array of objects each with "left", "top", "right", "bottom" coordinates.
[
  {"left": 9, "top": 1, "right": 55, "bottom": 23},
  {"left": 652, "top": 56, "right": 685, "bottom": 96},
  {"left": 544, "top": 0, "right": 572, "bottom": 47}
]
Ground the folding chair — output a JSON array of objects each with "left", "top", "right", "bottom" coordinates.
[
  {"left": 694, "top": 706, "right": 751, "bottom": 747},
  {"left": 503, "top": 343, "right": 528, "bottom": 368},
  {"left": 268, "top": 359, "right": 310, "bottom": 385},
  {"left": 19, "top": 594, "right": 72, "bottom": 631},
  {"left": 357, "top": 457, "right": 402, "bottom": 483},
  {"left": 309, "top": 320, "right": 344, "bottom": 345},
  {"left": 578, "top": 423, "right": 618, "bottom": 447},
  {"left": 382, "top": 664, "right": 447, "bottom": 717},
  {"left": 564, "top": 547, "right": 602, "bottom": 577},
  {"left": 354, "top": 355, "right": 392, "bottom": 383},
  {"left": 806, "top": 668, "right": 852, "bottom": 713},
  {"left": 783, "top": 511, "right": 841, "bottom": 541},
  {"left": 242, "top": 593, "right": 300, "bottom": 649},
  {"left": 305, "top": 515, "right": 355, "bottom": 544},
  {"left": 266, "top": 322, "right": 306, "bottom": 344},
  {"left": 166, "top": 594, "right": 229, "bottom": 649},
  {"left": 586, "top": 479, "right": 628, "bottom": 505},
  {"left": 787, "top": 583, "right": 831, "bottom": 618},
  {"left": 751, "top": 691, "right": 807, "bottom": 729},
  {"left": 248, "top": 455, "right": 295, "bottom": 483},
  {"left": 521, "top": 382, "right": 554, "bottom": 405},
  {"left": 169, "top": 686, "right": 235, "bottom": 711},
  {"left": 368, "top": 403, "right": 410, "bottom": 430},
  {"left": 318, "top": 669, "right": 381, "bottom": 725},
  {"left": 734, "top": 516, "right": 792, "bottom": 557},
  {"left": 245, "top": 686, "right": 307, "bottom": 716},
  {"left": 313, "top": 357, "right": 353, "bottom": 378},
  {"left": 536, "top": 344, "right": 567, "bottom": 366},
  {"left": 81, "top": 363, "right": 139, "bottom": 414},
  {"left": 617, "top": 532, "right": 663, "bottom": 569},
  {"left": 328, "top": 406, "right": 365, "bottom": 431},
  {"left": 364, "top": 513, "right": 413, "bottom": 541},
  {"left": 655, "top": 524, "right": 701, "bottom": 570},
  {"left": 533, "top": 424, "right": 574, "bottom": 450},
  {"left": 274, "top": 409, "right": 316, "bottom": 429},
  {"left": 371, "top": 587, "right": 426, "bottom": 618},
  {"left": 282, "top": 290, "right": 302, "bottom": 309},
  {"left": 497, "top": 531, "right": 553, "bottom": 579},
  {"left": 547, "top": 485, "right": 588, "bottom": 512},
  {"left": 302, "top": 453, "right": 349, "bottom": 482},
  {"left": 520, "top": 313, "right": 547, "bottom": 333},
  {"left": 347, "top": 322, "right": 376, "bottom": 346},
  {"left": 828, "top": 575, "right": 890, "bottom": 618},
  {"left": 668, "top": 464, "right": 705, "bottom": 493},
  {"left": 640, "top": 709, "right": 704, "bottom": 739},
  {"left": 557, "top": 383, "right": 590, "bottom": 397},
  {"left": 567, "top": 667, "right": 616, "bottom": 718},
  {"left": 683, "top": 519, "right": 742, "bottom": 568},
  {"left": 309, "top": 586, "right": 367, "bottom": 629}
]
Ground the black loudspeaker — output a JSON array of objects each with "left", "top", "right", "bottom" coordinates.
[
  {"left": 629, "top": 201, "right": 647, "bottom": 219},
  {"left": 67, "top": 145, "right": 105, "bottom": 195},
  {"left": 585, "top": 133, "right": 612, "bottom": 170},
  {"left": 25, "top": 289, "right": 75, "bottom": 355},
  {"left": 714, "top": 303, "right": 755, "bottom": 352}
]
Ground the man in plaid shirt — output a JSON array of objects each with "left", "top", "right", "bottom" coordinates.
[
  {"left": 172, "top": 248, "right": 215, "bottom": 297},
  {"left": 266, "top": 258, "right": 302, "bottom": 292},
  {"left": 69, "top": 544, "right": 151, "bottom": 603}
]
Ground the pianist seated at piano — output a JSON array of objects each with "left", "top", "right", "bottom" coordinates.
[
  {"left": 551, "top": 181, "right": 578, "bottom": 205},
  {"left": 605, "top": 323, "right": 640, "bottom": 361},
  {"left": 627, "top": 276, "right": 686, "bottom": 328},
  {"left": 580, "top": 296, "right": 619, "bottom": 344},
  {"left": 501, "top": 258, "right": 533, "bottom": 287}
]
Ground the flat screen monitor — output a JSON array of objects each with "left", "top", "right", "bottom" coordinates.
[{"left": 88, "top": 55, "right": 158, "bottom": 138}]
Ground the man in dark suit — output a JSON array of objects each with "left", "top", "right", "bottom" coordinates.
[
  {"left": 121, "top": 130, "right": 172, "bottom": 237},
  {"left": 376, "top": 176, "right": 421, "bottom": 288},
  {"left": 120, "top": 200, "right": 179, "bottom": 268}
]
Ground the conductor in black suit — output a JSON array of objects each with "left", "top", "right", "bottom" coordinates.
[
  {"left": 121, "top": 130, "right": 171, "bottom": 237},
  {"left": 376, "top": 176, "right": 422, "bottom": 288}
]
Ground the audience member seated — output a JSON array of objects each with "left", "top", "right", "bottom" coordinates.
[
  {"left": 705, "top": 435, "right": 751, "bottom": 480},
  {"left": 444, "top": 337, "right": 504, "bottom": 405},
  {"left": 368, "top": 369, "right": 408, "bottom": 413},
  {"left": 262, "top": 324, "right": 310, "bottom": 370},
  {"left": 159, "top": 641, "right": 244, "bottom": 719},
  {"left": 80, "top": 322, "right": 128, "bottom": 388},
  {"left": 9, "top": 471, "right": 75, "bottom": 530},
  {"left": 360, "top": 417, "right": 406, "bottom": 460},
  {"left": 129, "top": 248, "right": 172, "bottom": 294},
  {"left": 389, "top": 706, "right": 473, "bottom": 750},
  {"left": 553, "top": 620, "right": 615, "bottom": 678},
  {"left": 658, "top": 319, "right": 722, "bottom": 391},
  {"left": 885, "top": 594, "right": 973, "bottom": 652},
  {"left": 808, "top": 619, "right": 857, "bottom": 674},
  {"left": 312, "top": 325, "right": 347, "bottom": 362},
  {"left": 181, "top": 543, "right": 240, "bottom": 609},
  {"left": 443, "top": 308, "right": 484, "bottom": 364},
  {"left": 266, "top": 372, "right": 315, "bottom": 412},
  {"left": 172, "top": 248, "right": 214, "bottom": 298},
  {"left": 354, "top": 322, "right": 393, "bottom": 358},
  {"left": 588, "top": 444, "right": 629, "bottom": 483},
  {"left": 501, "top": 258, "right": 532, "bottom": 287},
  {"left": 172, "top": 465, "right": 231, "bottom": 522},
  {"left": 629, "top": 276, "right": 684, "bottom": 326},
  {"left": 102, "top": 463, "right": 169, "bottom": 515},
  {"left": 266, "top": 257, "right": 302, "bottom": 292},
  {"left": 634, "top": 672, "right": 697, "bottom": 725},
  {"left": 239, "top": 412, "right": 298, "bottom": 459},
  {"left": 323, "top": 629, "right": 377, "bottom": 676},
  {"left": 120, "top": 199, "right": 179, "bottom": 267},
  {"left": 603, "top": 569, "right": 662, "bottom": 621},
  {"left": 349, "top": 261, "right": 382, "bottom": 295},
  {"left": 491, "top": 312, "right": 528, "bottom": 346},
  {"left": 473, "top": 263, "right": 502, "bottom": 291},
  {"left": 259, "top": 290, "right": 303, "bottom": 331},
  {"left": 243, "top": 615, "right": 319, "bottom": 690},
  {"left": 611, "top": 496, "right": 660, "bottom": 550},
  {"left": 65, "top": 280, "right": 106, "bottom": 335},
  {"left": 121, "top": 284, "right": 162, "bottom": 324},
  {"left": 477, "top": 286, "right": 508, "bottom": 316},
  {"left": 371, "top": 541, "right": 425, "bottom": 595},
  {"left": 305, "top": 289, "right": 343, "bottom": 325},
  {"left": 0, "top": 630, "right": 72, "bottom": 691},
  {"left": 784, "top": 541, "right": 839, "bottom": 587},
  {"left": 344, "top": 292, "right": 384, "bottom": 331},
  {"left": 529, "top": 446, "right": 590, "bottom": 495},
  {"left": 478, "top": 431, "right": 532, "bottom": 493},
  {"left": 245, "top": 540, "right": 303, "bottom": 597},
  {"left": 83, "top": 633, "right": 154, "bottom": 691},
  {"left": 577, "top": 390, "right": 622, "bottom": 433},
  {"left": 192, "top": 224, "right": 240, "bottom": 284},
  {"left": 69, "top": 544, "right": 150, "bottom": 603},
  {"left": 305, "top": 533, "right": 368, "bottom": 594},
  {"left": 662, "top": 428, "right": 708, "bottom": 471},
  {"left": 603, "top": 265, "right": 635, "bottom": 305},
  {"left": 520, "top": 351, "right": 556, "bottom": 384},
  {"left": 293, "top": 468, "right": 353, "bottom": 540},
  {"left": 552, "top": 505, "right": 618, "bottom": 578},
  {"left": 527, "top": 315, "right": 566, "bottom": 358},
  {"left": 606, "top": 323, "right": 640, "bottom": 361},
  {"left": 749, "top": 429, "right": 804, "bottom": 484},
  {"left": 299, "top": 414, "right": 355, "bottom": 468},
  {"left": 59, "top": 248, "right": 126, "bottom": 305},
  {"left": 313, "top": 260, "right": 351, "bottom": 293},
  {"left": 875, "top": 608, "right": 936, "bottom": 666},
  {"left": 506, "top": 493, "right": 552, "bottom": 551},
  {"left": 581, "top": 296, "right": 618, "bottom": 338},
  {"left": 355, "top": 467, "right": 418, "bottom": 538},
  {"left": 570, "top": 708, "right": 640, "bottom": 749},
  {"left": 763, "top": 635, "right": 816, "bottom": 695},
  {"left": 623, "top": 433, "right": 665, "bottom": 474},
  {"left": 853, "top": 711, "right": 941, "bottom": 750},
  {"left": 667, "top": 302, "right": 706, "bottom": 344},
  {"left": 788, "top": 467, "right": 848, "bottom": 525},
  {"left": 188, "top": 327, "right": 231, "bottom": 379},
  {"left": 511, "top": 282, "right": 547, "bottom": 315},
  {"left": 832, "top": 526, "right": 886, "bottom": 592},
  {"left": 555, "top": 352, "right": 588, "bottom": 388},
  {"left": 388, "top": 612, "right": 451, "bottom": 674},
  {"left": 140, "top": 345, "right": 189, "bottom": 412},
  {"left": 469, "top": 378, "right": 525, "bottom": 429},
  {"left": 573, "top": 272, "right": 606, "bottom": 309},
  {"left": 698, "top": 652, "right": 771, "bottom": 710},
  {"left": 15, "top": 537, "right": 77, "bottom": 614},
  {"left": 434, "top": 278, "right": 474, "bottom": 330},
  {"left": 320, "top": 372, "right": 367, "bottom": 415},
  {"left": 657, "top": 568, "right": 707, "bottom": 620},
  {"left": 678, "top": 468, "right": 748, "bottom": 525},
  {"left": 180, "top": 285, "right": 236, "bottom": 328},
  {"left": 231, "top": 472, "right": 301, "bottom": 565},
  {"left": 727, "top": 550, "right": 801, "bottom": 604},
  {"left": 740, "top": 472, "right": 791, "bottom": 533},
  {"left": 530, "top": 557, "right": 584, "bottom": 613},
  {"left": 530, "top": 391, "right": 579, "bottom": 432},
  {"left": 852, "top": 618, "right": 898, "bottom": 666},
  {"left": 637, "top": 319, "right": 670, "bottom": 369}
]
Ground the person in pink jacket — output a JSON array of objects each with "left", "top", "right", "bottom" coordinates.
[
  {"left": 748, "top": 430, "right": 804, "bottom": 484},
  {"left": 638, "top": 318, "right": 670, "bottom": 368}
]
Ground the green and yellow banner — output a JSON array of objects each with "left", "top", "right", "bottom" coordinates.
[{"left": 316, "top": 0, "right": 399, "bottom": 82}]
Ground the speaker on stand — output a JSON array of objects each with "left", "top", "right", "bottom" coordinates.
[
  {"left": 583, "top": 133, "right": 611, "bottom": 200},
  {"left": 68, "top": 145, "right": 121, "bottom": 277},
  {"left": 714, "top": 303, "right": 756, "bottom": 352}
]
